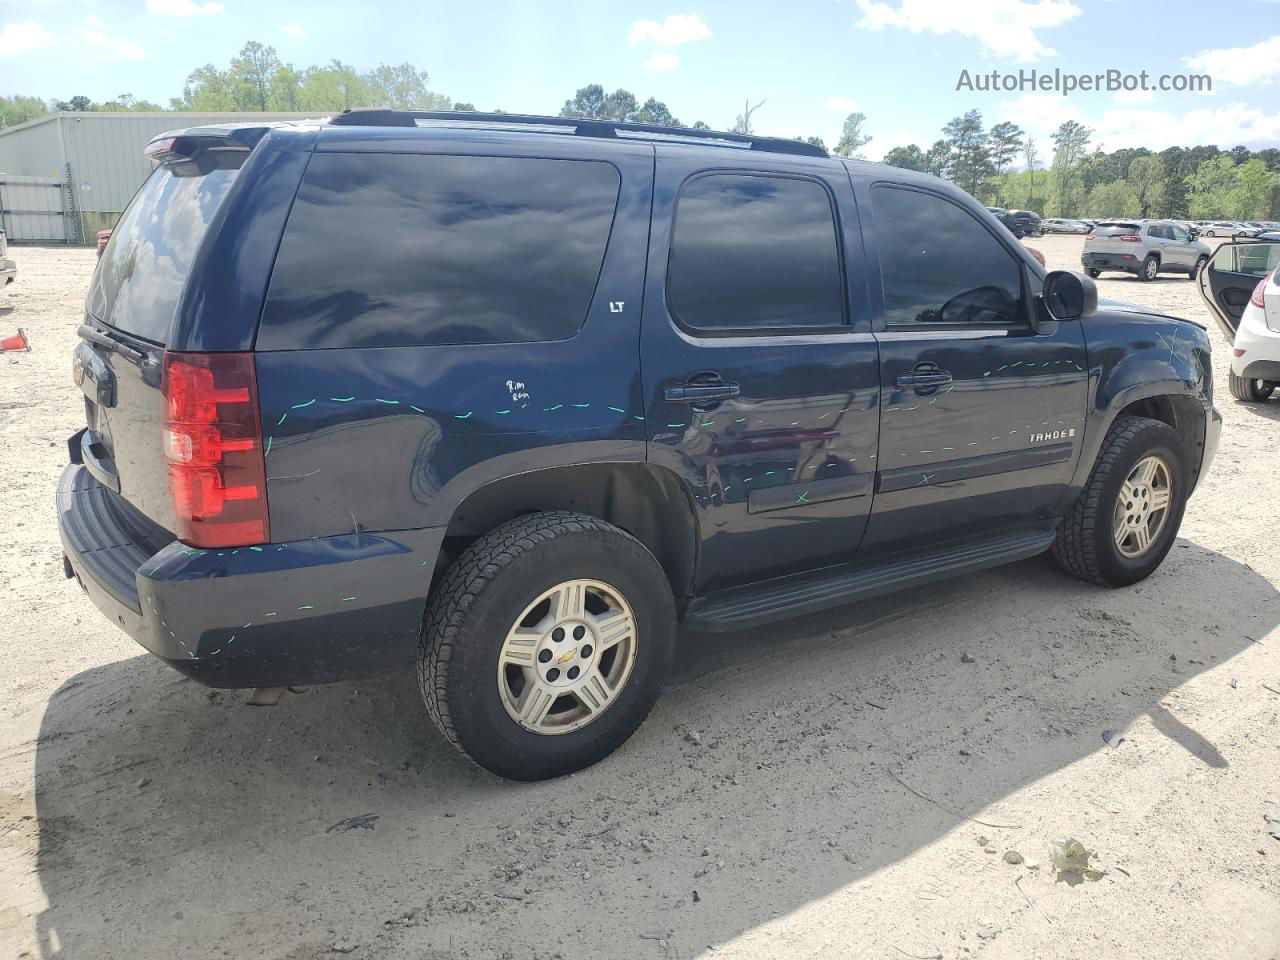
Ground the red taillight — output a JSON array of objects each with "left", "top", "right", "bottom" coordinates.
[
  {"left": 1119, "top": 235, "right": 1141, "bottom": 242},
  {"left": 1250, "top": 274, "right": 1269, "bottom": 309},
  {"left": 162, "top": 351, "right": 269, "bottom": 548},
  {"left": 1085, "top": 233, "right": 1095, "bottom": 240}
]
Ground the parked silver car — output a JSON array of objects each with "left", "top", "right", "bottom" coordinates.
[
  {"left": 1042, "top": 217, "right": 1090, "bottom": 234},
  {"left": 1202, "top": 221, "right": 1259, "bottom": 238},
  {"left": 1081, "top": 220, "right": 1211, "bottom": 281}
]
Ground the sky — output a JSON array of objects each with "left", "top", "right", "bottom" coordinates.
[{"left": 3, "top": 0, "right": 1280, "bottom": 158}]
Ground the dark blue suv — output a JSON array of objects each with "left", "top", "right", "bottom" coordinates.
[{"left": 59, "top": 110, "right": 1222, "bottom": 780}]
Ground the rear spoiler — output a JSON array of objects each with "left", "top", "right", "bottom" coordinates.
[{"left": 144, "top": 123, "right": 294, "bottom": 163}]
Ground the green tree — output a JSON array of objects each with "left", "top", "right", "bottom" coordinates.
[
  {"left": 834, "top": 112, "right": 871, "bottom": 159},
  {"left": 365, "top": 63, "right": 449, "bottom": 109},
  {"left": 299, "top": 60, "right": 369, "bottom": 111},
  {"left": 1050, "top": 120, "right": 1092, "bottom": 216},
  {"left": 452, "top": 102, "right": 477, "bottom": 112},
  {"left": 1024, "top": 138, "right": 1040, "bottom": 210},
  {"left": 925, "top": 138, "right": 952, "bottom": 178},
  {"left": 942, "top": 109, "right": 992, "bottom": 195},
  {"left": 560, "top": 84, "right": 609, "bottom": 119},
  {"left": 230, "top": 41, "right": 281, "bottom": 110},
  {"left": 181, "top": 64, "right": 237, "bottom": 111},
  {"left": 634, "top": 97, "right": 680, "bottom": 126},
  {"left": 1227, "top": 158, "right": 1277, "bottom": 220},
  {"left": 987, "top": 121, "right": 1024, "bottom": 174},
  {"left": 268, "top": 65, "right": 303, "bottom": 111},
  {"left": 882, "top": 143, "right": 927, "bottom": 171},
  {"left": 1084, "top": 179, "right": 1140, "bottom": 218},
  {"left": 1128, "top": 155, "right": 1165, "bottom": 218},
  {"left": 1186, "top": 155, "right": 1238, "bottom": 219},
  {"left": 0, "top": 95, "right": 47, "bottom": 128}
]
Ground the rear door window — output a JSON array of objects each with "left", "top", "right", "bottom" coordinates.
[
  {"left": 258, "top": 153, "right": 621, "bottom": 349},
  {"left": 87, "top": 153, "right": 244, "bottom": 344},
  {"left": 665, "top": 173, "right": 845, "bottom": 333}
]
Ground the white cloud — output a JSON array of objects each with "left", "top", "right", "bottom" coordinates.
[
  {"left": 1111, "top": 88, "right": 1155, "bottom": 104},
  {"left": 81, "top": 28, "right": 147, "bottom": 60},
  {"left": 282, "top": 23, "right": 305, "bottom": 37},
  {"left": 85, "top": 13, "right": 105, "bottom": 28},
  {"left": 826, "top": 95, "right": 861, "bottom": 113},
  {"left": 1184, "top": 35, "right": 1280, "bottom": 86},
  {"left": 628, "top": 13, "right": 710, "bottom": 45},
  {"left": 999, "top": 93, "right": 1280, "bottom": 149},
  {"left": 146, "top": 0, "right": 225, "bottom": 15},
  {"left": 0, "top": 20, "right": 56, "bottom": 56},
  {"left": 854, "top": 0, "right": 1081, "bottom": 62}
]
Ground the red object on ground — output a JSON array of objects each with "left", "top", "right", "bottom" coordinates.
[
  {"left": 1, "top": 328, "right": 30, "bottom": 351},
  {"left": 96, "top": 230, "right": 112, "bottom": 257}
]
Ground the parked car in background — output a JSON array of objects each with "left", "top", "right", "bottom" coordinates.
[
  {"left": 58, "top": 111, "right": 1221, "bottom": 780},
  {"left": 0, "top": 230, "right": 15, "bottom": 286},
  {"left": 1082, "top": 220, "right": 1211, "bottom": 280},
  {"left": 1198, "top": 241, "right": 1280, "bottom": 402},
  {"left": 96, "top": 230, "right": 112, "bottom": 258},
  {"left": 1042, "top": 218, "right": 1090, "bottom": 234},
  {"left": 985, "top": 207, "right": 1041, "bottom": 238},
  {"left": 1203, "top": 222, "right": 1256, "bottom": 238}
]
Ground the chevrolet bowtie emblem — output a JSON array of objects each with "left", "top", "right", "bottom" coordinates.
[{"left": 557, "top": 648, "right": 576, "bottom": 665}]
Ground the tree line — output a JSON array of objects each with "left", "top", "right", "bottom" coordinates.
[{"left": 882, "top": 109, "right": 1280, "bottom": 221}]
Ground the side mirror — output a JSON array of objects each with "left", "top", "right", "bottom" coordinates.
[{"left": 1042, "top": 270, "right": 1097, "bottom": 321}]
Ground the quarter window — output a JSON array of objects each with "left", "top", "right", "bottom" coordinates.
[
  {"left": 667, "top": 174, "right": 844, "bottom": 332},
  {"left": 872, "top": 185, "right": 1022, "bottom": 326}
]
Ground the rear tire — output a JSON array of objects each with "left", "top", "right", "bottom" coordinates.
[
  {"left": 1228, "top": 369, "right": 1276, "bottom": 402},
  {"left": 1086, "top": 268, "right": 1102, "bottom": 279},
  {"left": 1051, "top": 415, "right": 1189, "bottom": 588},
  {"left": 418, "top": 511, "right": 676, "bottom": 781},
  {"left": 1138, "top": 255, "right": 1159, "bottom": 281}
]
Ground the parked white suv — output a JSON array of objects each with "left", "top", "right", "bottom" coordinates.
[
  {"left": 1198, "top": 240, "right": 1280, "bottom": 402},
  {"left": 1082, "top": 220, "right": 1211, "bottom": 281}
]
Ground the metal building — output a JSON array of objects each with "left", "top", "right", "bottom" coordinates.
[{"left": 0, "top": 111, "right": 314, "bottom": 243}]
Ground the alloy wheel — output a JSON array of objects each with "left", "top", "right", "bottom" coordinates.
[
  {"left": 497, "top": 579, "right": 638, "bottom": 735},
  {"left": 1112, "top": 455, "right": 1173, "bottom": 559}
]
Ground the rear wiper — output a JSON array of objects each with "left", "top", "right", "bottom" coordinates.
[{"left": 78, "top": 324, "right": 146, "bottom": 364}]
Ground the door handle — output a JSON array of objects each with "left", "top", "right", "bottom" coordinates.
[
  {"left": 665, "top": 382, "right": 740, "bottom": 403},
  {"left": 895, "top": 371, "right": 953, "bottom": 388}
]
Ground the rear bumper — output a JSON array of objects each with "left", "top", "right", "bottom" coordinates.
[
  {"left": 58, "top": 464, "right": 444, "bottom": 688},
  {"left": 1082, "top": 252, "right": 1140, "bottom": 272}
]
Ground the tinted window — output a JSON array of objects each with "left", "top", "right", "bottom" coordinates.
[
  {"left": 667, "top": 174, "right": 843, "bottom": 332},
  {"left": 259, "top": 153, "right": 620, "bottom": 348},
  {"left": 872, "top": 185, "right": 1022, "bottom": 326},
  {"left": 87, "top": 153, "right": 243, "bottom": 344}
]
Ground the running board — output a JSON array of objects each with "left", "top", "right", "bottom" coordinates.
[{"left": 683, "top": 530, "right": 1056, "bottom": 632}]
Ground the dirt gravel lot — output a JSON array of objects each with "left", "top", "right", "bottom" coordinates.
[{"left": 2, "top": 236, "right": 1279, "bottom": 960}]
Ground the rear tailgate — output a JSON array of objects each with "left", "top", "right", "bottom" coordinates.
[
  {"left": 77, "top": 139, "right": 249, "bottom": 532},
  {"left": 1085, "top": 222, "right": 1143, "bottom": 257}
]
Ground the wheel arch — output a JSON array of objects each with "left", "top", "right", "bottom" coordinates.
[{"left": 439, "top": 463, "right": 699, "bottom": 604}]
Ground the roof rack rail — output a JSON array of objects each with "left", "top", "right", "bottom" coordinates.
[{"left": 327, "top": 109, "right": 828, "bottom": 158}]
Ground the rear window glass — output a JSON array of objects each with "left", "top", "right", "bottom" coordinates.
[
  {"left": 1094, "top": 223, "right": 1140, "bottom": 236},
  {"left": 258, "top": 153, "right": 620, "bottom": 349},
  {"left": 87, "top": 153, "right": 243, "bottom": 344}
]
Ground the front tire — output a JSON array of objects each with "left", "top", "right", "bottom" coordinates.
[
  {"left": 1190, "top": 255, "right": 1208, "bottom": 279},
  {"left": 1051, "top": 415, "right": 1189, "bottom": 587},
  {"left": 1086, "top": 268, "right": 1102, "bottom": 279},
  {"left": 1205, "top": 230, "right": 1217, "bottom": 238},
  {"left": 1228, "top": 369, "right": 1276, "bottom": 402},
  {"left": 418, "top": 511, "right": 676, "bottom": 781}
]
